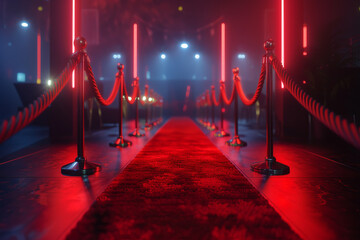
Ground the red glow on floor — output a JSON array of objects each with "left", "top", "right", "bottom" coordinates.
[
  {"left": 71, "top": 0, "right": 75, "bottom": 88},
  {"left": 221, "top": 23, "right": 225, "bottom": 82},
  {"left": 133, "top": 23, "right": 138, "bottom": 78},
  {"left": 37, "top": 32, "right": 41, "bottom": 84}
]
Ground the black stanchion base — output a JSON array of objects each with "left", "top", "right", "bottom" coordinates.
[
  {"left": 251, "top": 158, "right": 290, "bottom": 175},
  {"left": 144, "top": 123, "right": 153, "bottom": 130},
  {"left": 109, "top": 136, "right": 132, "bottom": 148},
  {"left": 128, "top": 129, "right": 145, "bottom": 137},
  {"left": 208, "top": 123, "right": 218, "bottom": 131},
  {"left": 61, "top": 157, "right": 101, "bottom": 176},
  {"left": 214, "top": 130, "right": 230, "bottom": 137},
  {"left": 225, "top": 135, "right": 247, "bottom": 147}
]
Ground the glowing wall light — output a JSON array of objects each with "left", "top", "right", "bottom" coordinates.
[
  {"left": 17, "top": 73, "right": 26, "bottom": 82},
  {"left": 72, "top": 0, "right": 75, "bottom": 88},
  {"left": 281, "top": 0, "right": 285, "bottom": 88},
  {"left": 303, "top": 24, "right": 308, "bottom": 56},
  {"left": 221, "top": 23, "right": 225, "bottom": 82},
  {"left": 37, "top": 32, "right": 41, "bottom": 84},
  {"left": 194, "top": 54, "right": 200, "bottom": 59},
  {"left": 160, "top": 53, "right": 166, "bottom": 59},
  {"left": 133, "top": 23, "right": 138, "bottom": 78}
]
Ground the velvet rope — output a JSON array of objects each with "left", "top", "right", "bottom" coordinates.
[
  {"left": 205, "top": 90, "right": 211, "bottom": 106},
  {"left": 270, "top": 56, "right": 360, "bottom": 149},
  {"left": 84, "top": 55, "right": 120, "bottom": 106},
  {"left": 0, "top": 52, "right": 80, "bottom": 144},
  {"left": 211, "top": 86, "right": 220, "bottom": 107},
  {"left": 220, "top": 82, "right": 236, "bottom": 105},
  {"left": 124, "top": 78, "right": 138, "bottom": 105},
  {"left": 233, "top": 63, "right": 266, "bottom": 106}
]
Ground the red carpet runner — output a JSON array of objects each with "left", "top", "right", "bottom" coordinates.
[{"left": 67, "top": 118, "right": 300, "bottom": 239}]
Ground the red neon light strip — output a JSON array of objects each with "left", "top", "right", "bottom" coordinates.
[
  {"left": 221, "top": 23, "right": 225, "bottom": 82},
  {"left": 281, "top": 0, "right": 285, "bottom": 88},
  {"left": 37, "top": 32, "right": 41, "bottom": 84},
  {"left": 303, "top": 24, "right": 307, "bottom": 48},
  {"left": 72, "top": 0, "right": 75, "bottom": 88},
  {"left": 133, "top": 23, "right": 138, "bottom": 78}
]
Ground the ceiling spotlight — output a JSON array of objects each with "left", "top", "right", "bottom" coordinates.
[
  {"left": 180, "top": 43, "right": 189, "bottom": 49},
  {"left": 237, "top": 54, "right": 246, "bottom": 59},
  {"left": 195, "top": 54, "right": 200, "bottom": 59},
  {"left": 20, "top": 21, "right": 29, "bottom": 28},
  {"left": 112, "top": 54, "right": 121, "bottom": 59},
  {"left": 160, "top": 53, "right": 166, "bottom": 59}
]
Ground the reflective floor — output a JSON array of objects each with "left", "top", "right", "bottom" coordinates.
[
  {"left": 0, "top": 120, "right": 163, "bottom": 240},
  {"left": 200, "top": 120, "right": 360, "bottom": 240},
  {"left": 0, "top": 119, "right": 359, "bottom": 240}
]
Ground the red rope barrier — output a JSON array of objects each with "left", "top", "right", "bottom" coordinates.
[
  {"left": 220, "top": 82, "right": 236, "bottom": 105},
  {"left": 233, "top": 63, "right": 266, "bottom": 106},
  {"left": 124, "top": 77, "right": 138, "bottom": 105},
  {"left": 205, "top": 90, "right": 211, "bottom": 106},
  {"left": 270, "top": 56, "right": 360, "bottom": 149},
  {"left": 0, "top": 53, "right": 80, "bottom": 144},
  {"left": 84, "top": 56, "right": 120, "bottom": 106},
  {"left": 211, "top": 86, "right": 220, "bottom": 107}
]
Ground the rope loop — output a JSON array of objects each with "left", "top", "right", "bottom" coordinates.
[
  {"left": 233, "top": 63, "right": 266, "bottom": 106},
  {"left": 0, "top": 52, "right": 80, "bottom": 144},
  {"left": 84, "top": 54, "right": 120, "bottom": 106},
  {"left": 270, "top": 55, "right": 360, "bottom": 149}
]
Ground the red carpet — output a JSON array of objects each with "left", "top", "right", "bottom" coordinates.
[{"left": 67, "top": 118, "right": 300, "bottom": 239}]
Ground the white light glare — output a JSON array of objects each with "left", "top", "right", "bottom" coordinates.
[
  {"left": 237, "top": 54, "right": 246, "bottom": 59},
  {"left": 148, "top": 97, "right": 153, "bottom": 102},
  {"left": 180, "top": 43, "right": 189, "bottom": 49},
  {"left": 20, "top": 21, "right": 29, "bottom": 28},
  {"left": 142, "top": 96, "right": 147, "bottom": 101},
  {"left": 47, "top": 79, "right": 52, "bottom": 86},
  {"left": 195, "top": 54, "right": 200, "bottom": 59},
  {"left": 128, "top": 96, "right": 132, "bottom": 101},
  {"left": 160, "top": 53, "right": 166, "bottom": 59},
  {"left": 113, "top": 54, "right": 121, "bottom": 59}
]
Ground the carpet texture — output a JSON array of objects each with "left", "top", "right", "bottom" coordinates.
[{"left": 67, "top": 118, "right": 300, "bottom": 240}]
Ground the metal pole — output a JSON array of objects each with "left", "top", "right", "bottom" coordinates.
[
  {"left": 110, "top": 64, "right": 131, "bottom": 147},
  {"left": 77, "top": 53, "right": 85, "bottom": 160},
  {"left": 251, "top": 39, "right": 289, "bottom": 175},
  {"left": 226, "top": 70, "right": 247, "bottom": 146},
  {"left": 61, "top": 36, "right": 100, "bottom": 175},
  {"left": 129, "top": 77, "right": 144, "bottom": 137},
  {"left": 234, "top": 84, "right": 238, "bottom": 137},
  {"left": 215, "top": 83, "right": 229, "bottom": 137}
]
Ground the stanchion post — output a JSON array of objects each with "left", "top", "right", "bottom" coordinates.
[
  {"left": 109, "top": 64, "right": 132, "bottom": 147},
  {"left": 214, "top": 82, "right": 230, "bottom": 137},
  {"left": 61, "top": 37, "right": 101, "bottom": 176},
  {"left": 226, "top": 71, "right": 247, "bottom": 147},
  {"left": 208, "top": 87, "right": 218, "bottom": 131},
  {"left": 251, "top": 39, "right": 289, "bottom": 175},
  {"left": 129, "top": 77, "right": 145, "bottom": 137}
]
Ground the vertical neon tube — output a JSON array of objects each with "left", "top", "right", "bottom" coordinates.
[
  {"left": 133, "top": 23, "right": 138, "bottom": 78},
  {"left": 303, "top": 24, "right": 307, "bottom": 48},
  {"left": 72, "top": 0, "right": 75, "bottom": 88},
  {"left": 303, "top": 24, "right": 308, "bottom": 56},
  {"left": 281, "top": 0, "right": 285, "bottom": 88},
  {"left": 221, "top": 23, "right": 225, "bottom": 82},
  {"left": 37, "top": 32, "right": 41, "bottom": 84}
]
